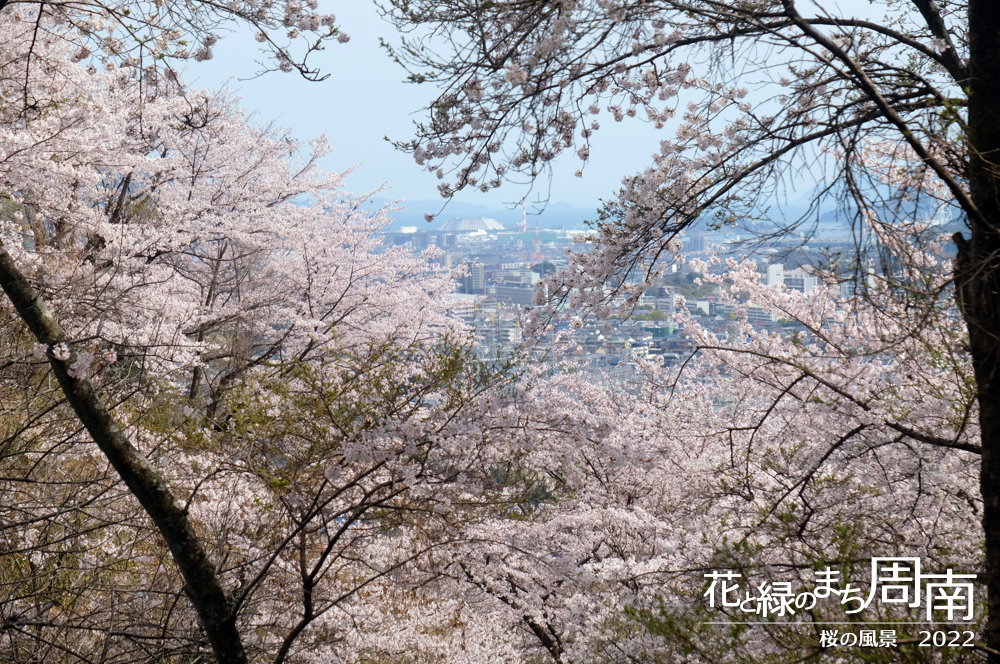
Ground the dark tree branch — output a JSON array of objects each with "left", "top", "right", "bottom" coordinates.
[
  {"left": 782, "top": 0, "right": 985, "bottom": 228},
  {"left": 0, "top": 245, "right": 248, "bottom": 664}
]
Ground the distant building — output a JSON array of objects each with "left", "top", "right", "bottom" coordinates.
[
  {"left": 653, "top": 295, "right": 680, "bottom": 311},
  {"left": 841, "top": 280, "right": 857, "bottom": 300},
  {"left": 767, "top": 263, "right": 784, "bottom": 287},
  {"left": 460, "top": 262, "right": 486, "bottom": 294},
  {"left": 439, "top": 217, "right": 505, "bottom": 232},
  {"left": 783, "top": 267, "right": 819, "bottom": 293},
  {"left": 716, "top": 302, "right": 777, "bottom": 323},
  {"left": 494, "top": 268, "right": 540, "bottom": 287},
  {"left": 494, "top": 285, "right": 536, "bottom": 306},
  {"left": 383, "top": 230, "right": 456, "bottom": 250},
  {"left": 499, "top": 321, "right": 522, "bottom": 345},
  {"left": 445, "top": 294, "right": 484, "bottom": 320},
  {"left": 684, "top": 234, "right": 707, "bottom": 252},
  {"left": 767, "top": 263, "right": 818, "bottom": 293}
]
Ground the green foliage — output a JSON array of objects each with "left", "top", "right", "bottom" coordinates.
[{"left": 660, "top": 272, "right": 718, "bottom": 299}]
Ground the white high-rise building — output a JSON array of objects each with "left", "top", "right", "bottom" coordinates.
[
  {"left": 767, "top": 263, "right": 784, "bottom": 287},
  {"left": 768, "top": 263, "right": 818, "bottom": 293},
  {"left": 783, "top": 267, "right": 819, "bottom": 293}
]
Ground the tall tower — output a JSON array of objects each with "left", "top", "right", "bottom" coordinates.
[{"left": 533, "top": 219, "right": 542, "bottom": 262}]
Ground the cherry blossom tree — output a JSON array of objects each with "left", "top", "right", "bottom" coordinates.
[
  {"left": 382, "top": 0, "right": 1000, "bottom": 658},
  {"left": 0, "top": 8, "right": 574, "bottom": 663},
  {"left": 1, "top": 0, "right": 348, "bottom": 80},
  {"left": 359, "top": 233, "right": 982, "bottom": 664},
  {"left": 1, "top": 1, "right": 993, "bottom": 663}
]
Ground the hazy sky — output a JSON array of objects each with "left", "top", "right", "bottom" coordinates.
[{"left": 184, "top": 3, "right": 668, "bottom": 212}]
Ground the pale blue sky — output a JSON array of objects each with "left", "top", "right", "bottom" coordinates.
[{"left": 184, "top": 3, "right": 667, "bottom": 212}]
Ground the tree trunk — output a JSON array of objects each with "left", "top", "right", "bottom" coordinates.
[
  {"left": 0, "top": 247, "right": 249, "bottom": 664},
  {"left": 959, "top": 2, "right": 1000, "bottom": 660}
]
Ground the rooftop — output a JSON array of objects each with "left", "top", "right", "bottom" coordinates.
[{"left": 439, "top": 217, "right": 505, "bottom": 232}]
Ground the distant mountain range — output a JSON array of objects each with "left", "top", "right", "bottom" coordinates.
[
  {"left": 362, "top": 198, "right": 601, "bottom": 230},
  {"left": 354, "top": 187, "right": 961, "bottom": 233}
]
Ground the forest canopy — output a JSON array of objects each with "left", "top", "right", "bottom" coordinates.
[{"left": 0, "top": 1, "right": 993, "bottom": 663}]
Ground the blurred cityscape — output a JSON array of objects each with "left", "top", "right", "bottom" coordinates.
[{"left": 379, "top": 213, "right": 949, "bottom": 383}]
